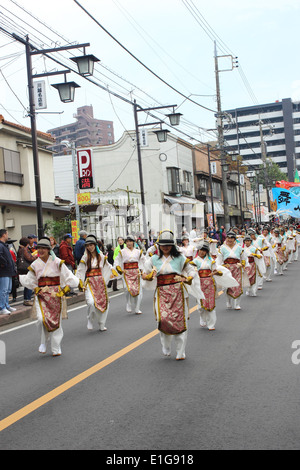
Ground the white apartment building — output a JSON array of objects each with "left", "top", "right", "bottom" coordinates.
[
  {"left": 53, "top": 129, "right": 204, "bottom": 241},
  {"left": 224, "top": 98, "right": 300, "bottom": 181}
]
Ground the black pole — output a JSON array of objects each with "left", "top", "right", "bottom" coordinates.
[
  {"left": 25, "top": 36, "right": 44, "bottom": 239},
  {"left": 133, "top": 100, "right": 148, "bottom": 248},
  {"left": 207, "top": 144, "right": 215, "bottom": 228}
]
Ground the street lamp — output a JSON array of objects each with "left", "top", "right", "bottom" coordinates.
[
  {"left": 153, "top": 126, "right": 170, "bottom": 143},
  {"left": 51, "top": 75, "right": 81, "bottom": 103},
  {"left": 12, "top": 34, "right": 98, "bottom": 238},
  {"left": 133, "top": 100, "right": 182, "bottom": 247},
  {"left": 70, "top": 53, "right": 100, "bottom": 76}
]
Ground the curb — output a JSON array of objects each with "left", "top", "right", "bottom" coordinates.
[{"left": 0, "top": 291, "right": 86, "bottom": 329}]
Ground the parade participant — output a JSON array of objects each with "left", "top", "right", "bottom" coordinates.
[
  {"left": 19, "top": 237, "right": 82, "bottom": 356},
  {"left": 289, "top": 225, "right": 298, "bottom": 262},
  {"left": 114, "top": 234, "right": 145, "bottom": 314},
  {"left": 243, "top": 235, "right": 264, "bottom": 296},
  {"left": 285, "top": 225, "right": 295, "bottom": 264},
  {"left": 271, "top": 228, "right": 286, "bottom": 276},
  {"left": 179, "top": 235, "right": 197, "bottom": 261},
  {"left": 279, "top": 226, "right": 289, "bottom": 271},
  {"left": 256, "top": 226, "right": 275, "bottom": 282},
  {"left": 142, "top": 230, "right": 202, "bottom": 360},
  {"left": 191, "top": 240, "right": 238, "bottom": 331},
  {"left": 193, "top": 229, "right": 218, "bottom": 259},
  {"left": 216, "top": 231, "right": 248, "bottom": 310},
  {"left": 295, "top": 227, "right": 300, "bottom": 261},
  {"left": 76, "top": 234, "right": 113, "bottom": 331}
]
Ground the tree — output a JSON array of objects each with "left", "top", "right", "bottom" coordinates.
[
  {"left": 44, "top": 218, "right": 71, "bottom": 242},
  {"left": 255, "top": 159, "right": 287, "bottom": 188}
]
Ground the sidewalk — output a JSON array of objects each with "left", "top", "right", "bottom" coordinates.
[{"left": 0, "top": 281, "right": 123, "bottom": 330}]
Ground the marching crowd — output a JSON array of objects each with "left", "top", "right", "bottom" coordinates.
[{"left": 0, "top": 223, "right": 299, "bottom": 360}]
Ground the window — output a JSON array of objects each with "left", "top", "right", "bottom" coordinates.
[
  {"left": 212, "top": 181, "right": 221, "bottom": 199},
  {"left": 197, "top": 177, "right": 207, "bottom": 196},
  {"left": 182, "top": 170, "right": 192, "bottom": 194},
  {"left": 0, "top": 148, "right": 23, "bottom": 185},
  {"left": 228, "top": 185, "right": 236, "bottom": 205},
  {"left": 167, "top": 167, "right": 180, "bottom": 194}
]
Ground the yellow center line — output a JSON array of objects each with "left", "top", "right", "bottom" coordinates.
[{"left": 0, "top": 305, "right": 199, "bottom": 433}]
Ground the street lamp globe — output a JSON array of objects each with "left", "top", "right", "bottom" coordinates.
[
  {"left": 70, "top": 54, "right": 100, "bottom": 76},
  {"left": 153, "top": 128, "right": 170, "bottom": 143},
  {"left": 51, "top": 81, "right": 81, "bottom": 103},
  {"left": 166, "top": 112, "right": 182, "bottom": 126}
]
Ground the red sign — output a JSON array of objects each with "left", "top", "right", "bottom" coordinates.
[{"left": 77, "top": 149, "right": 94, "bottom": 189}]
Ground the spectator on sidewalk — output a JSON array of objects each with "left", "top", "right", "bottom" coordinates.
[
  {"left": 106, "top": 243, "right": 119, "bottom": 291},
  {"left": 0, "top": 229, "right": 17, "bottom": 314},
  {"left": 17, "top": 237, "right": 37, "bottom": 306},
  {"left": 74, "top": 230, "right": 87, "bottom": 264},
  {"left": 59, "top": 234, "right": 76, "bottom": 296}
]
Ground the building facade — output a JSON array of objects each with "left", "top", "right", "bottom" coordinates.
[
  {"left": 193, "top": 144, "right": 253, "bottom": 227},
  {"left": 48, "top": 105, "right": 115, "bottom": 155},
  {"left": 52, "top": 129, "right": 205, "bottom": 242},
  {"left": 224, "top": 98, "right": 300, "bottom": 181},
  {"left": 0, "top": 115, "right": 69, "bottom": 241}
]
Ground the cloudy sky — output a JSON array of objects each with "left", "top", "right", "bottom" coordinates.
[{"left": 0, "top": 0, "right": 299, "bottom": 143}]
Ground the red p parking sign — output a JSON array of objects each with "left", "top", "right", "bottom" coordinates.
[{"left": 77, "top": 148, "right": 94, "bottom": 189}]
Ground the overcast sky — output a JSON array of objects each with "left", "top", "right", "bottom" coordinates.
[{"left": 0, "top": 0, "right": 299, "bottom": 144}]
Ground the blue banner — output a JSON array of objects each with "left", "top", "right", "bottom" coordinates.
[{"left": 272, "top": 187, "right": 300, "bottom": 218}]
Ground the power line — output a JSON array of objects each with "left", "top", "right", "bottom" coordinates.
[{"left": 73, "top": 0, "right": 217, "bottom": 114}]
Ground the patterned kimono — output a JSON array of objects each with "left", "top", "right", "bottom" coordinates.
[
  {"left": 179, "top": 244, "right": 197, "bottom": 261},
  {"left": 143, "top": 253, "right": 200, "bottom": 359},
  {"left": 76, "top": 251, "right": 112, "bottom": 330},
  {"left": 114, "top": 247, "right": 145, "bottom": 313},
  {"left": 216, "top": 242, "right": 248, "bottom": 309},
  {"left": 19, "top": 256, "right": 80, "bottom": 355},
  {"left": 256, "top": 234, "right": 276, "bottom": 281},
  {"left": 243, "top": 244, "right": 264, "bottom": 296},
  {"left": 192, "top": 255, "right": 217, "bottom": 330},
  {"left": 271, "top": 235, "right": 286, "bottom": 275}
]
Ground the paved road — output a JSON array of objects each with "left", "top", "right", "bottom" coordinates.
[{"left": 1, "top": 263, "right": 300, "bottom": 451}]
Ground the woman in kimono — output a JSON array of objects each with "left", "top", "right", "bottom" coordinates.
[
  {"left": 191, "top": 240, "right": 238, "bottom": 331},
  {"left": 114, "top": 234, "right": 145, "bottom": 314},
  {"left": 179, "top": 234, "right": 197, "bottom": 261},
  {"left": 256, "top": 226, "right": 274, "bottom": 282},
  {"left": 216, "top": 231, "right": 248, "bottom": 310},
  {"left": 76, "top": 234, "right": 113, "bottom": 331},
  {"left": 19, "top": 237, "right": 81, "bottom": 356},
  {"left": 243, "top": 235, "right": 264, "bottom": 296},
  {"left": 142, "top": 230, "right": 202, "bottom": 360},
  {"left": 271, "top": 228, "right": 286, "bottom": 276}
]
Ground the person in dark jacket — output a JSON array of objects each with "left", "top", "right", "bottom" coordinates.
[
  {"left": 17, "top": 237, "right": 36, "bottom": 306},
  {"left": 74, "top": 230, "right": 87, "bottom": 264},
  {"left": 106, "top": 244, "right": 118, "bottom": 291},
  {"left": 0, "top": 229, "right": 17, "bottom": 314},
  {"left": 59, "top": 233, "right": 76, "bottom": 296}
]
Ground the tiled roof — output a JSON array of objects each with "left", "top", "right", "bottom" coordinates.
[{"left": 0, "top": 114, "right": 55, "bottom": 142}]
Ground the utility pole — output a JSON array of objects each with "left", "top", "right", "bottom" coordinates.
[
  {"left": 258, "top": 119, "right": 271, "bottom": 213},
  {"left": 214, "top": 41, "right": 230, "bottom": 231}
]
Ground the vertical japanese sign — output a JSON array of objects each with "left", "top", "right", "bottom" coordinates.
[
  {"left": 71, "top": 220, "right": 79, "bottom": 244},
  {"left": 77, "top": 148, "right": 94, "bottom": 190},
  {"left": 33, "top": 80, "right": 47, "bottom": 109}
]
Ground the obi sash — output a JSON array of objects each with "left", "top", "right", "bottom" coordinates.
[
  {"left": 86, "top": 268, "right": 102, "bottom": 278},
  {"left": 198, "top": 269, "right": 212, "bottom": 278},
  {"left": 156, "top": 276, "right": 186, "bottom": 335},
  {"left": 157, "top": 273, "right": 180, "bottom": 287},
  {"left": 248, "top": 256, "right": 255, "bottom": 263},
  {"left": 124, "top": 262, "right": 140, "bottom": 297},
  {"left": 86, "top": 268, "right": 108, "bottom": 313},
  {"left": 225, "top": 257, "right": 239, "bottom": 264},
  {"left": 36, "top": 277, "right": 61, "bottom": 332},
  {"left": 124, "top": 262, "right": 138, "bottom": 269},
  {"left": 186, "top": 256, "right": 193, "bottom": 261},
  {"left": 38, "top": 276, "right": 60, "bottom": 287}
]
